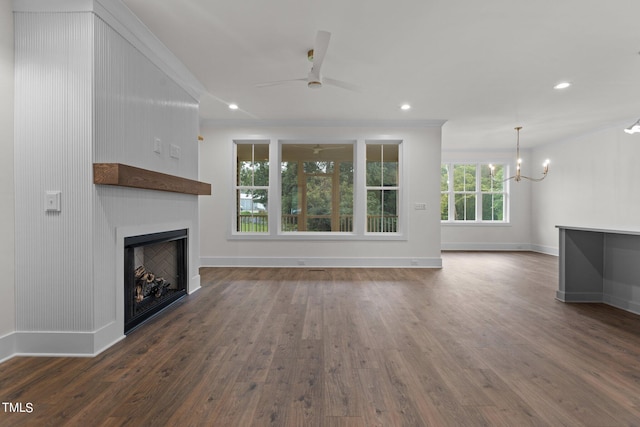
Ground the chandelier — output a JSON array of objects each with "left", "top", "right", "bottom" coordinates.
[{"left": 491, "top": 126, "right": 549, "bottom": 182}]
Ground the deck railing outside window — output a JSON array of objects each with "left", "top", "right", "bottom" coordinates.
[{"left": 274, "top": 214, "right": 397, "bottom": 232}]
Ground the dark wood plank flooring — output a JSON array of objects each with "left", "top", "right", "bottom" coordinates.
[{"left": 2, "top": 252, "right": 640, "bottom": 426}]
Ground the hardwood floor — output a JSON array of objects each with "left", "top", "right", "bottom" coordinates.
[{"left": 3, "top": 252, "right": 640, "bottom": 426}]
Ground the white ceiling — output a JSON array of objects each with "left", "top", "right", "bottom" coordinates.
[{"left": 121, "top": 0, "right": 640, "bottom": 150}]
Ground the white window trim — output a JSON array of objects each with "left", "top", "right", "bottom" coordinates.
[{"left": 231, "top": 139, "right": 271, "bottom": 235}]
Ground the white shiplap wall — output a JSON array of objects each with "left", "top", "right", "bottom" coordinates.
[
  {"left": 13, "top": 8, "right": 201, "bottom": 356},
  {"left": 14, "top": 12, "right": 95, "bottom": 332}
]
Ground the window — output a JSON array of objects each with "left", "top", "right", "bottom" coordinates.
[
  {"left": 366, "top": 143, "right": 399, "bottom": 232},
  {"left": 233, "top": 139, "right": 404, "bottom": 239},
  {"left": 441, "top": 163, "right": 507, "bottom": 222},
  {"left": 281, "top": 143, "right": 354, "bottom": 232},
  {"left": 235, "top": 142, "right": 269, "bottom": 232}
]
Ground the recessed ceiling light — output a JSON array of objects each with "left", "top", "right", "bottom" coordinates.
[
  {"left": 400, "top": 103, "right": 411, "bottom": 110},
  {"left": 228, "top": 103, "right": 239, "bottom": 110},
  {"left": 553, "top": 82, "right": 571, "bottom": 90}
]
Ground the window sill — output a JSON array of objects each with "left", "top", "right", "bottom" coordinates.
[
  {"left": 441, "top": 221, "right": 511, "bottom": 227},
  {"left": 228, "top": 232, "right": 407, "bottom": 241}
]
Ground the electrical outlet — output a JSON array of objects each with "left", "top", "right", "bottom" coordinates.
[
  {"left": 153, "top": 137, "right": 162, "bottom": 154},
  {"left": 415, "top": 203, "right": 426, "bottom": 210}
]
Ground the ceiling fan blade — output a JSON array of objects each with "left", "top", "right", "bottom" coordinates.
[
  {"left": 312, "top": 30, "right": 331, "bottom": 74},
  {"left": 324, "top": 77, "right": 362, "bottom": 92},
  {"left": 256, "top": 78, "right": 306, "bottom": 88}
]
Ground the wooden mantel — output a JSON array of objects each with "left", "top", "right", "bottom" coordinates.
[{"left": 93, "top": 163, "right": 211, "bottom": 195}]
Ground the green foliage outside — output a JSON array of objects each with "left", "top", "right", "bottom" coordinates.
[
  {"left": 280, "top": 160, "right": 354, "bottom": 231},
  {"left": 441, "top": 163, "right": 505, "bottom": 221},
  {"left": 237, "top": 143, "right": 401, "bottom": 233},
  {"left": 366, "top": 145, "right": 399, "bottom": 232}
]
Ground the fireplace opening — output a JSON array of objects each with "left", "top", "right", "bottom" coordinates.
[{"left": 124, "top": 229, "right": 188, "bottom": 334}]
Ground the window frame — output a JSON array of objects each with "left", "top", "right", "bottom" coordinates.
[
  {"left": 441, "top": 162, "right": 509, "bottom": 224},
  {"left": 232, "top": 140, "right": 271, "bottom": 235},
  {"left": 364, "top": 141, "right": 402, "bottom": 235},
  {"left": 279, "top": 141, "right": 356, "bottom": 235}
]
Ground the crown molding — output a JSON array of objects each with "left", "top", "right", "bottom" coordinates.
[{"left": 200, "top": 119, "right": 447, "bottom": 128}]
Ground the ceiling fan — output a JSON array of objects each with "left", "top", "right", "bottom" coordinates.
[
  {"left": 258, "top": 30, "right": 359, "bottom": 91},
  {"left": 295, "top": 144, "right": 345, "bottom": 154}
]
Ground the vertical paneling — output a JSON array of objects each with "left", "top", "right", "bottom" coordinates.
[
  {"left": 15, "top": 12, "right": 94, "bottom": 331},
  {"left": 91, "top": 16, "right": 199, "bottom": 329},
  {"left": 15, "top": 10, "right": 201, "bottom": 341}
]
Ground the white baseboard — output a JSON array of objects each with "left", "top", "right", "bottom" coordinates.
[
  {"left": 0, "top": 332, "right": 16, "bottom": 364},
  {"left": 530, "top": 244, "right": 559, "bottom": 256},
  {"left": 200, "top": 256, "right": 442, "bottom": 268},
  {"left": 0, "top": 324, "right": 126, "bottom": 362},
  {"left": 440, "top": 242, "right": 560, "bottom": 256},
  {"left": 189, "top": 274, "right": 201, "bottom": 294},
  {"left": 441, "top": 242, "right": 532, "bottom": 251}
]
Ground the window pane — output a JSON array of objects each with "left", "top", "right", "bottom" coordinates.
[
  {"left": 481, "top": 164, "right": 503, "bottom": 192},
  {"left": 253, "top": 144, "right": 269, "bottom": 186},
  {"left": 441, "top": 165, "right": 449, "bottom": 191},
  {"left": 237, "top": 190, "right": 268, "bottom": 232},
  {"left": 383, "top": 145, "right": 399, "bottom": 186},
  {"left": 367, "top": 144, "right": 399, "bottom": 187},
  {"left": 281, "top": 142, "right": 353, "bottom": 232},
  {"left": 441, "top": 193, "right": 448, "bottom": 220},
  {"left": 454, "top": 194, "right": 475, "bottom": 221},
  {"left": 237, "top": 143, "right": 269, "bottom": 186},
  {"left": 366, "top": 145, "right": 382, "bottom": 186},
  {"left": 453, "top": 164, "right": 476, "bottom": 192},
  {"left": 367, "top": 190, "right": 398, "bottom": 232},
  {"left": 238, "top": 161, "right": 252, "bottom": 186},
  {"left": 237, "top": 144, "right": 252, "bottom": 186},
  {"left": 482, "top": 193, "right": 504, "bottom": 221}
]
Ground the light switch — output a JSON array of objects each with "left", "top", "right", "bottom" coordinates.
[
  {"left": 170, "top": 144, "right": 181, "bottom": 159},
  {"left": 45, "top": 191, "right": 61, "bottom": 212},
  {"left": 153, "top": 137, "right": 162, "bottom": 154},
  {"left": 414, "top": 203, "right": 426, "bottom": 210}
]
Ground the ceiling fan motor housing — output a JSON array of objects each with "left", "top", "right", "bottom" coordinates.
[{"left": 307, "top": 70, "right": 322, "bottom": 88}]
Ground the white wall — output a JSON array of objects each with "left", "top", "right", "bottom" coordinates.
[
  {"left": 531, "top": 126, "right": 640, "bottom": 254},
  {"left": 441, "top": 150, "right": 532, "bottom": 250},
  {"left": 0, "top": 1, "right": 15, "bottom": 350},
  {"left": 199, "top": 123, "right": 443, "bottom": 268}
]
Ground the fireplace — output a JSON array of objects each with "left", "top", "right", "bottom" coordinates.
[{"left": 124, "top": 229, "right": 188, "bottom": 333}]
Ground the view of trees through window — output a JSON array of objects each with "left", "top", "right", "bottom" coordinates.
[
  {"left": 441, "top": 163, "right": 506, "bottom": 222},
  {"left": 281, "top": 144, "right": 354, "bottom": 232},
  {"left": 236, "top": 143, "right": 269, "bottom": 232},
  {"left": 235, "top": 141, "right": 403, "bottom": 235},
  {"left": 366, "top": 144, "right": 399, "bottom": 232}
]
